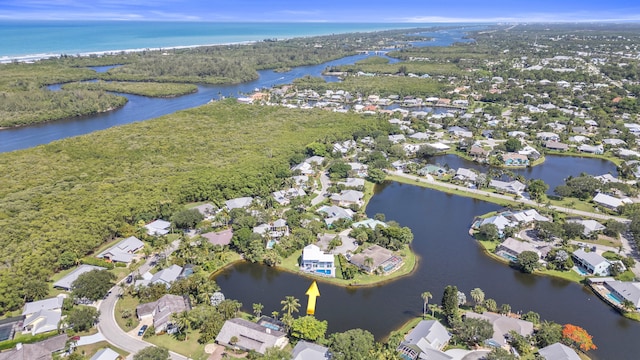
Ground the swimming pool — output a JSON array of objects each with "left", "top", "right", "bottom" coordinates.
[
  {"left": 315, "top": 269, "right": 331, "bottom": 275},
  {"left": 607, "top": 292, "right": 623, "bottom": 305}
]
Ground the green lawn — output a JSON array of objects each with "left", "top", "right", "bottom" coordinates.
[
  {"left": 74, "top": 341, "right": 128, "bottom": 359},
  {"left": 144, "top": 331, "right": 207, "bottom": 360},
  {"left": 115, "top": 295, "right": 140, "bottom": 332}
]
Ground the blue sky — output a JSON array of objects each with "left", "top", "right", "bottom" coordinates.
[{"left": 2, "top": 0, "right": 640, "bottom": 22}]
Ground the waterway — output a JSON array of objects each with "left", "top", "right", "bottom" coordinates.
[
  {"left": 0, "top": 27, "right": 475, "bottom": 153},
  {"left": 215, "top": 181, "right": 637, "bottom": 359},
  {"left": 428, "top": 154, "right": 619, "bottom": 193}
]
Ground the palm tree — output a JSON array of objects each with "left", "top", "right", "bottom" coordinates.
[
  {"left": 281, "top": 296, "right": 301, "bottom": 317},
  {"left": 253, "top": 303, "right": 264, "bottom": 319},
  {"left": 421, "top": 291, "right": 432, "bottom": 319},
  {"left": 171, "top": 311, "right": 192, "bottom": 337},
  {"left": 428, "top": 304, "right": 438, "bottom": 317},
  {"left": 470, "top": 288, "right": 485, "bottom": 306},
  {"left": 364, "top": 256, "right": 374, "bottom": 272}
]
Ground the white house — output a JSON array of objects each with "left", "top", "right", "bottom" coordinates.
[
  {"left": 21, "top": 295, "right": 65, "bottom": 335},
  {"left": 397, "top": 320, "right": 452, "bottom": 360},
  {"left": 225, "top": 197, "right": 254, "bottom": 210},
  {"left": 97, "top": 236, "right": 144, "bottom": 264},
  {"left": 572, "top": 249, "right": 611, "bottom": 276},
  {"left": 144, "top": 219, "right": 171, "bottom": 236},
  {"left": 300, "top": 244, "right": 335, "bottom": 277},
  {"left": 538, "top": 343, "right": 581, "bottom": 360},
  {"left": 496, "top": 237, "right": 541, "bottom": 261},
  {"left": 592, "top": 192, "right": 632, "bottom": 210}
]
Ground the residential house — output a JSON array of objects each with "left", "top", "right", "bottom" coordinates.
[
  {"left": 496, "top": 237, "right": 541, "bottom": 262},
  {"left": 568, "top": 135, "right": 588, "bottom": 143},
  {"left": 396, "top": 320, "right": 452, "bottom": 360},
  {"left": 192, "top": 203, "right": 216, "bottom": 219},
  {"left": 292, "top": 175, "right": 310, "bottom": 188},
  {"left": 53, "top": 264, "right": 106, "bottom": 291},
  {"left": 338, "top": 178, "right": 365, "bottom": 188},
  {"left": 410, "top": 132, "right": 431, "bottom": 140},
  {"left": 469, "top": 144, "right": 489, "bottom": 160},
  {"left": 202, "top": 229, "right": 233, "bottom": 246},
  {"left": 489, "top": 180, "right": 526, "bottom": 194},
  {"left": 454, "top": 168, "right": 477, "bottom": 182},
  {"left": 352, "top": 219, "right": 388, "bottom": 230},
  {"left": 253, "top": 219, "right": 289, "bottom": 241},
  {"left": 536, "top": 132, "right": 560, "bottom": 141},
  {"left": 215, "top": 318, "right": 289, "bottom": 354},
  {"left": 592, "top": 192, "right": 632, "bottom": 210},
  {"left": 330, "top": 190, "right": 364, "bottom": 207},
  {"left": 572, "top": 249, "right": 611, "bottom": 276},
  {"left": 21, "top": 295, "right": 65, "bottom": 335},
  {"left": 347, "top": 162, "right": 368, "bottom": 177},
  {"left": 136, "top": 294, "right": 191, "bottom": 334},
  {"left": 300, "top": 244, "right": 335, "bottom": 277},
  {"left": 317, "top": 205, "right": 354, "bottom": 226},
  {"left": 464, "top": 312, "right": 534, "bottom": 348},
  {"left": 510, "top": 209, "right": 550, "bottom": 224},
  {"left": 567, "top": 219, "right": 606, "bottom": 237},
  {"left": 144, "top": 219, "right": 171, "bottom": 236},
  {"left": 475, "top": 215, "right": 514, "bottom": 236},
  {"left": 389, "top": 134, "right": 406, "bottom": 144},
  {"left": 603, "top": 138, "right": 626, "bottom": 147},
  {"left": 502, "top": 152, "right": 530, "bottom": 166},
  {"left": 603, "top": 279, "right": 640, "bottom": 311},
  {"left": 429, "top": 142, "right": 451, "bottom": 151},
  {"left": 97, "top": 236, "right": 144, "bottom": 264},
  {"left": 291, "top": 162, "right": 314, "bottom": 175},
  {"left": 0, "top": 334, "right": 67, "bottom": 360},
  {"left": 272, "top": 188, "right": 306, "bottom": 206},
  {"left": 135, "top": 264, "right": 183, "bottom": 288},
  {"left": 349, "top": 245, "right": 403, "bottom": 274},
  {"left": 225, "top": 197, "right": 254, "bottom": 210},
  {"left": 545, "top": 140, "right": 569, "bottom": 151},
  {"left": 508, "top": 131, "right": 527, "bottom": 138},
  {"left": 594, "top": 174, "right": 621, "bottom": 184},
  {"left": 317, "top": 233, "right": 358, "bottom": 255},
  {"left": 418, "top": 165, "right": 447, "bottom": 177},
  {"left": 90, "top": 348, "right": 121, "bottom": 360},
  {"left": 538, "top": 343, "right": 581, "bottom": 360},
  {"left": 333, "top": 140, "right": 357, "bottom": 154},
  {"left": 617, "top": 149, "right": 640, "bottom": 158},
  {"left": 292, "top": 341, "right": 331, "bottom": 360},
  {"left": 577, "top": 144, "right": 604, "bottom": 154},
  {"left": 518, "top": 145, "right": 541, "bottom": 159},
  {"left": 448, "top": 126, "right": 473, "bottom": 138}
]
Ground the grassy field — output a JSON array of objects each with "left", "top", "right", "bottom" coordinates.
[{"left": 115, "top": 295, "right": 140, "bottom": 332}]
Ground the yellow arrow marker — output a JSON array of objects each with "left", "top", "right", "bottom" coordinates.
[{"left": 305, "top": 281, "right": 320, "bottom": 316}]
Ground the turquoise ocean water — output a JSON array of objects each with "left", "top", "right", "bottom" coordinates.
[{"left": 0, "top": 21, "right": 460, "bottom": 61}]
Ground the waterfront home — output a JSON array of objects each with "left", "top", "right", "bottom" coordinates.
[
  {"left": 352, "top": 218, "right": 388, "bottom": 230},
  {"left": 225, "top": 196, "right": 254, "bottom": 210},
  {"left": 135, "top": 264, "right": 183, "bottom": 288},
  {"left": 510, "top": 209, "right": 550, "bottom": 224},
  {"left": 0, "top": 334, "right": 67, "bottom": 360},
  {"left": 349, "top": 245, "right": 403, "bottom": 274},
  {"left": 202, "top": 228, "right": 233, "bottom": 246},
  {"left": 396, "top": 320, "right": 452, "bottom": 360},
  {"left": 469, "top": 144, "right": 489, "bottom": 160},
  {"left": 301, "top": 244, "right": 336, "bottom": 277},
  {"left": 602, "top": 279, "right": 640, "bottom": 310},
  {"left": 317, "top": 205, "right": 354, "bottom": 226},
  {"left": 592, "top": 192, "right": 632, "bottom": 210},
  {"left": 253, "top": 219, "right": 289, "bottom": 241},
  {"left": 454, "top": 168, "right": 478, "bottom": 182},
  {"left": 538, "top": 343, "right": 581, "bottom": 360},
  {"left": 53, "top": 264, "right": 106, "bottom": 291},
  {"left": 90, "top": 348, "right": 120, "bottom": 360},
  {"left": 418, "top": 164, "right": 447, "bottom": 177},
  {"left": 577, "top": 144, "right": 604, "bottom": 154},
  {"left": 572, "top": 249, "right": 611, "bottom": 276},
  {"left": 502, "top": 152, "right": 530, "bottom": 166},
  {"left": 330, "top": 190, "right": 364, "bottom": 207},
  {"left": 566, "top": 218, "right": 606, "bottom": 237},
  {"left": 496, "top": 237, "right": 541, "bottom": 262},
  {"left": 617, "top": 149, "right": 640, "bottom": 158},
  {"left": 489, "top": 179, "right": 526, "bottom": 194},
  {"left": 429, "top": 142, "right": 451, "bottom": 152},
  {"left": 464, "top": 312, "right": 534, "bottom": 349},
  {"left": 97, "top": 236, "right": 144, "bottom": 264},
  {"left": 216, "top": 318, "right": 288, "bottom": 354},
  {"left": 21, "top": 295, "right": 65, "bottom": 335},
  {"left": 136, "top": 294, "right": 191, "bottom": 334},
  {"left": 144, "top": 219, "right": 171, "bottom": 236},
  {"left": 594, "top": 174, "right": 621, "bottom": 184},
  {"left": 292, "top": 340, "right": 331, "bottom": 360},
  {"left": 338, "top": 177, "right": 365, "bottom": 188},
  {"left": 544, "top": 140, "right": 569, "bottom": 151},
  {"left": 603, "top": 138, "right": 626, "bottom": 147},
  {"left": 475, "top": 215, "right": 514, "bottom": 237},
  {"left": 317, "top": 233, "right": 358, "bottom": 255}
]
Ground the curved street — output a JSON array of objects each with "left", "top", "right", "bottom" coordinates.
[{"left": 98, "top": 240, "right": 189, "bottom": 360}]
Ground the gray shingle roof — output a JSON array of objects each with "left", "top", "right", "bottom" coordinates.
[
  {"left": 538, "top": 342, "right": 581, "bottom": 360},
  {"left": 53, "top": 265, "right": 106, "bottom": 290},
  {"left": 292, "top": 340, "right": 331, "bottom": 360},
  {"left": 216, "top": 318, "right": 288, "bottom": 354}
]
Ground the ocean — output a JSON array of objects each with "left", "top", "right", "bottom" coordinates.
[{"left": 0, "top": 21, "right": 466, "bottom": 62}]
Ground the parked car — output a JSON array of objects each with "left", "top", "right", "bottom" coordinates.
[
  {"left": 126, "top": 275, "right": 133, "bottom": 284},
  {"left": 138, "top": 325, "right": 148, "bottom": 336}
]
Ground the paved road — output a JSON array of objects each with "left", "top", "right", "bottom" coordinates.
[
  {"left": 311, "top": 171, "right": 331, "bottom": 206},
  {"left": 98, "top": 239, "right": 189, "bottom": 360}
]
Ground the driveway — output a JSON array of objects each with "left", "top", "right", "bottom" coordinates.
[{"left": 311, "top": 171, "right": 331, "bottom": 206}]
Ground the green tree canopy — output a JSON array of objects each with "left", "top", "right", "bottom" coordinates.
[
  {"left": 329, "top": 328, "right": 375, "bottom": 360},
  {"left": 66, "top": 306, "right": 100, "bottom": 332},
  {"left": 516, "top": 251, "right": 540, "bottom": 273},
  {"left": 72, "top": 270, "right": 116, "bottom": 301},
  {"left": 291, "top": 316, "right": 328, "bottom": 342},
  {"left": 133, "top": 346, "right": 170, "bottom": 360}
]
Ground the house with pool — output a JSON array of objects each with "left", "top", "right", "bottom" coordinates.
[
  {"left": 572, "top": 249, "right": 611, "bottom": 276},
  {"left": 300, "top": 244, "right": 336, "bottom": 277}
]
